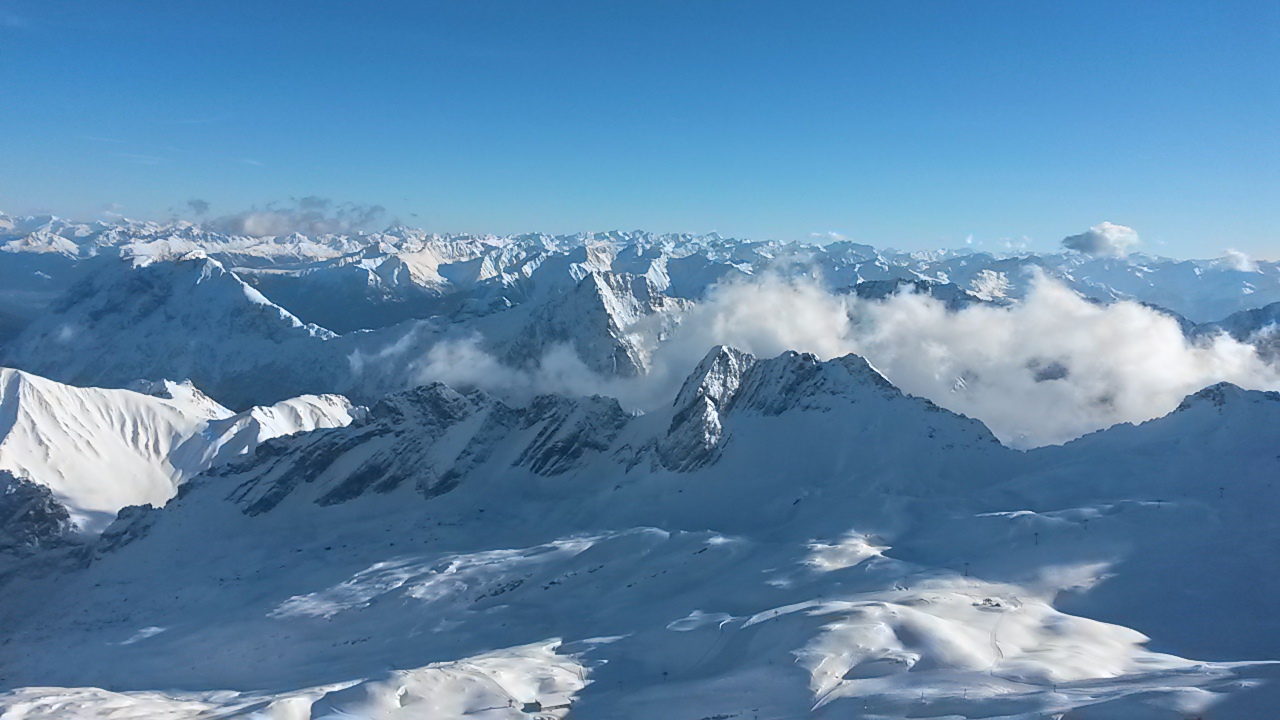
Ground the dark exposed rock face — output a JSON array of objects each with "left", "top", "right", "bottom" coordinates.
[
  {"left": 125, "top": 342, "right": 1006, "bottom": 519},
  {"left": 1175, "top": 382, "right": 1280, "bottom": 412},
  {"left": 654, "top": 346, "right": 991, "bottom": 473},
  {"left": 0, "top": 471, "right": 74, "bottom": 552},
  {"left": 656, "top": 346, "right": 755, "bottom": 472},
  {"left": 514, "top": 395, "right": 630, "bottom": 476},
  {"left": 221, "top": 383, "right": 632, "bottom": 515},
  {"left": 0, "top": 471, "right": 84, "bottom": 582},
  {"left": 94, "top": 504, "right": 160, "bottom": 556},
  {"left": 850, "top": 278, "right": 985, "bottom": 311}
]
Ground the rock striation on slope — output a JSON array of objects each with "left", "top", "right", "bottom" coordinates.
[{"left": 204, "top": 347, "right": 1000, "bottom": 520}]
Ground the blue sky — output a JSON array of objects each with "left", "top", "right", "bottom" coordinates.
[{"left": 1, "top": 1, "right": 1277, "bottom": 256}]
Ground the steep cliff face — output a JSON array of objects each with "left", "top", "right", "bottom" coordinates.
[
  {"left": 656, "top": 345, "right": 755, "bottom": 471},
  {"left": 655, "top": 346, "right": 997, "bottom": 472},
  {"left": 498, "top": 267, "right": 685, "bottom": 378}
]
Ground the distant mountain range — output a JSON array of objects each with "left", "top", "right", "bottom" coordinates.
[
  {"left": 3, "top": 213, "right": 1280, "bottom": 718},
  {"left": 5, "top": 213, "right": 1280, "bottom": 408}
]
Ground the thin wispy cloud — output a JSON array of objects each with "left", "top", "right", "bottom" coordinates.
[
  {"left": 173, "top": 115, "right": 231, "bottom": 126},
  {"left": 0, "top": 13, "right": 29, "bottom": 30},
  {"left": 100, "top": 202, "right": 125, "bottom": 219},
  {"left": 1221, "top": 248, "right": 1259, "bottom": 273},
  {"left": 205, "top": 197, "right": 387, "bottom": 236},
  {"left": 114, "top": 151, "right": 166, "bottom": 166},
  {"left": 237, "top": 158, "right": 265, "bottom": 167}
]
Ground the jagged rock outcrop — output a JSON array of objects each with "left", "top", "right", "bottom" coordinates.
[
  {"left": 0, "top": 471, "right": 74, "bottom": 553},
  {"left": 212, "top": 344, "right": 1007, "bottom": 513},
  {"left": 501, "top": 269, "right": 684, "bottom": 377},
  {"left": 218, "top": 343, "right": 999, "bottom": 514},
  {"left": 0, "top": 471, "right": 84, "bottom": 583},
  {"left": 1175, "top": 381, "right": 1280, "bottom": 412},
  {"left": 655, "top": 346, "right": 998, "bottom": 472},
  {"left": 656, "top": 346, "right": 755, "bottom": 471},
  {"left": 514, "top": 395, "right": 631, "bottom": 475}
]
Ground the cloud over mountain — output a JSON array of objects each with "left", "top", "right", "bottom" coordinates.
[
  {"left": 407, "top": 272, "right": 1280, "bottom": 448},
  {"left": 1062, "top": 221, "right": 1140, "bottom": 256},
  {"left": 206, "top": 197, "right": 387, "bottom": 237}
]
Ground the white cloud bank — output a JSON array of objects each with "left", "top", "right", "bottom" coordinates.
[
  {"left": 411, "top": 337, "right": 625, "bottom": 402},
  {"left": 1061, "top": 222, "right": 1140, "bottom": 256},
  {"left": 410, "top": 275, "right": 1280, "bottom": 448},
  {"left": 1221, "top": 249, "right": 1259, "bottom": 273},
  {"left": 842, "top": 280, "right": 1280, "bottom": 446},
  {"left": 671, "top": 275, "right": 1280, "bottom": 447}
]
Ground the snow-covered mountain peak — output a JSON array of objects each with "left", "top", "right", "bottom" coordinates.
[
  {"left": 1, "top": 254, "right": 343, "bottom": 408},
  {"left": 367, "top": 381, "right": 492, "bottom": 430},
  {"left": 656, "top": 346, "right": 756, "bottom": 471},
  {"left": 38, "top": 253, "right": 323, "bottom": 336},
  {"left": 123, "top": 244, "right": 210, "bottom": 268},
  {"left": 1175, "top": 381, "right": 1280, "bottom": 412},
  {"left": 657, "top": 346, "right": 998, "bottom": 472},
  {"left": 0, "top": 368, "right": 357, "bottom": 532},
  {"left": 500, "top": 266, "right": 682, "bottom": 377},
  {"left": 671, "top": 344, "right": 755, "bottom": 412},
  {"left": 673, "top": 346, "right": 920, "bottom": 418},
  {"left": 728, "top": 350, "right": 899, "bottom": 415},
  {"left": 0, "top": 367, "right": 231, "bottom": 527}
]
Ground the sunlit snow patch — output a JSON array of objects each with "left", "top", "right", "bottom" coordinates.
[
  {"left": 0, "top": 640, "right": 587, "bottom": 720},
  {"left": 793, "top": 576, "right": 1248, "bottom": 716},
  {"left": 805, "top": 532, "right": 889, "bottom": 572},
  {"left": 269, "top": 530, "right": 668, "bottom": 620},
  {"left": 116, "top": 626, "right": 166, "bottom": 646}
]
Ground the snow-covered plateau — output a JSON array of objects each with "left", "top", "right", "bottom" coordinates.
[{"left": 1, "top": 214, "right": 1279, "bottom": 718}]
